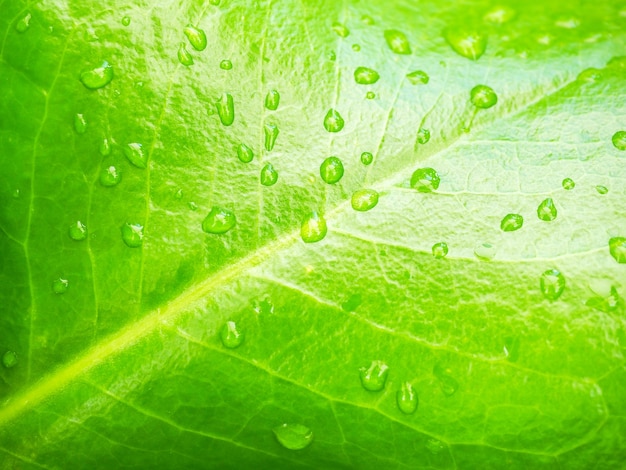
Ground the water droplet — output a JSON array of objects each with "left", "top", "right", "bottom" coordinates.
[
  {"left": 577, "top": 68, "right": 602, "bottom": 83},
  {"left": 444, "top": 28, "right": 487, "bottom": 60},
  {"left": 396, "top": 382, "right": 418, "bottom": 414},
  {"left": 365, "top": 91, "right": 375, "bottom": 100},
  {"left": 300, "top": 212, "right": 327, "bottom": 243},
  {"left": 562, "top": 178, "right": 575, "bottom": 190},
  {"left": 500, "top": 213, "right": 523, "bottom": 232},
  {"left": 416, "top": 128, "right": 431, "bottom": 144},
  {"left": 237, "top": 143, "right": 253, "bottom": 163},
  {"left": 332, "top": 22, "right": 349, "bottom": 37},
  {"left": 474, "top": 242, "right": 496, "bottom": 260},
  {"left": 341, "top": 293, "right": 362, "bottom": 312},
  {"left": 216, "top": 93, "right": 235, "bottom": 126},
  {"left": 323, "top": 109, "right": 344, "bottom": 133},
  {"left": 537, "top": 198, "right": 557, "bottom": 221},
  {"left": 2, "top": 350, "right": 18, "bottom": 368},
  {"left": 80, "top": 61, "right": 114, "bottom": 89},
  {"left": 433, "top": 364, "right": 458, "bottom": 396},
  {"left": 260, "top": 163, "right": 278, "bottom": 186},
  {"left": 12, "top": 189, "right": 20, "bottom": 199},
  {"left": 410, "top": 167, "right": 440, "bottom": 192},
  {"left": 175, "top": 189, "right": 184, "bottom": 199},
  {"left": 121, "top": 223, "right": 144, "bottom": 248},
  {"left": 351, "top": 43, "right": 361, "bottom": 52},
  {"left": 99, "top": 138, "right": 111, "bottom": 156},
  {"left": 406, "top": 70, "right": 429, "bottom": 85},
  {"left": 426, "top": 439, "right": 446, "bottom": 454},
  {"left": 470, "top": 85, "right": 497, "bottom": 109},
  {"left": 177, "top": 42, "right": 194, "bottom": 66},
  {"left": 183, "top": 24, "right": 207, "bottom": 51},
  {"left": 432, "top": 242, "right": 449, "bottom": 259},
  {"left": 483, "top": 5, "right": 516, "bottom": 24},
  {"left": 596, "top": 185, "right": 608, "bottom": 194},
  {"left": 384, "top": 30, "right": 411, "bottom": 54},
  {"left": 612, "top": 131, "right": 626, "bottom": 150},
  {"left": 320, "top": 157, "right": 344, "bottom": 184},
  {"left": 540, "top": 269, "right": 565, "bottom": 300},
  {"left": 220, "top": 59, "right": 233, "bottom": 70},
  {"left": 121, "top": 16, "right": 131, "bottom": 26},
  {"left": 327, "top": 50, "right": 336, "bottom": 61},
  {"left": 124, "top": 142, "right": 148, "bottom": 169},
  {"left": 220, "top": 321, "right": 244, "bottom": 348},
  {"left": 16, "top": 13, "right": 32, "bottom": 33},
  {"left": 202, "top": 207, "right": 236, "bottom": 234},
  {"left": 360, "top": 152, "right": 373, "bottom": 165},
  {"left": 351, "top": 189, "right": 379, "bottom": 211},
  {"left": 99, "top": 166, "right": 122, "bottom": 187},
  {"left": 609, "top": 237, "right": 626, "bottom": 263},
  {"left": 273, "top": 423, "right": 314, "bottom": 450},
  {"left": 52, "top": 278, "right": 69, "bottom": 294},
  {"left": 68, "top": 221, "right": 87, "bottom": 241},
  {"left": 264, "top": 123, "right": 279, "bottom": 151},
  {"left": 188, "top": 201, "right": 198, "bottom": 211},
  {"left": 73, "top": 113, "right": 87, "bottom": 134},
  {"left": 253, "top": 296, "right": 274, "bottom": 315},
  {"left": 359, "top": 360, "right": 389, "bottom": 391},
  {"left": 354, "top": 66, "right": 379, "bottom": 84},
  {"left": 265, "top": 89, "right": 280, "bottom": 110}
]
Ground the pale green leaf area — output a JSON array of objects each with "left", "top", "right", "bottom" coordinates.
[{"left": 0, "top": 0, "right": 625, "bottom": 468}]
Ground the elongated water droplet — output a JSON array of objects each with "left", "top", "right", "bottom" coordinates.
[
  {"left": 184, "top": 24, "right": 207, "bottom": 51},
  {"left": 432, "top": 242, "right": 449, "bottom": 258},
  {"left": 121, "top": 223, "right": 144, "bottom": 247},
  {"left": 175, "top": 189, "right": 184, "bottom": 199},
  {"left": 121, "top": 16, "right": 131, "bottom": 26},
  {"left": 99, "top": 138, "right": 111, "bottom": 156},
  {"left": 220, "top": 59, "right": 233, "bottom": 70},
  {"left": 323, "top": 109, "right": 344, "bottom": 133},
  {"left": 124, "top": 142, "right": 147, "bottom": 169},
  {"left": 202, "top": 207, "right": 236, "bottom": 234},
  {"left": 2, "top": 350, "right": 18, "bottom": 368},
  {"left": 301, "top": 212, "right": 327, "bottom": 243},
  {"left": 596, "top": 185, "right": 608, "bottom": 194},
  {"left": 360, "top": 151, "right": 373, "bottom": 165},
  {"left": 359, "top": 360, "right": 389, "bottom": 391},
  {"left": 74, "top": 113, "right": 87, "bottom": 134},
  {"left": 177, "top": 42, "right": 194, "bottom": 66},
  {"left": 332, "top": 22, "right": 349, "bottom": 37},
  {"left": 537, "top": 198, "right": 557, "bottom": 221},
  {"left": 80, "top": 61, "right": 114, "bottom": 89},
  {"left": 407, "top": 70, "right": 429, "bottom": 85},
  {"left": 433, "top": 364, "right": 458, "bottom": 396},
  {"left": 273, "top": 424, "right": 314, "bottom": 450},
  {"left": 320, "top": 157, "right": 344, "bottom": 184},
  {"left": 237, "top": 143, "right": 253, "bottom": 163},
  {"left": 612, "top": 131, "right": 626, "bottom": 150},
  {"left": 351, "top": 189, "right": 379, "bottom": 211},
  {"left": 68, "top": 221, "right": 87, "bottom": 241},
  {"left": 483, "top": 5, "right": 516, "bottom": 24},
  {"left": 354, "top": 67, "right": 379, "bottom": 85},
  {"left": 15, "top": 13, "right": 32, "bottom": 33},
  {"left": 264, "top": 123, "right": 279, "bottom": 151},
  {"left": 216, "top": 93, "right": 235, "bottom": 126},
  {"left": 396, "top": 382, "right": 418, "bottom": 414},
  {"left": 416, "top": 128, "right": 431, "bottom": 144},
  {"left": 260, "top": 163, "right": 278, "bottom": 186},
  {"left": 410, "top": 168, "right": 440, "bottom": 192},
  {"left": 265, "top": 89, "right": 280, "bottom": 110},
  {"left": 99, "top": 166, "right": 122, "bottom": 187},
  {"left": 384, "top": 30, "right": 411, "bottom": 54},
  {"left": 220, "top": 321, "right": 244, "bottom": 348},
  {"left": 444, "top": 28, "right": 487, "bottom": 60},
  {"left": 500, "top": 213, "right": 523, "bottom": 232},
  {"left": 540, "top": 269, "right": 565, "bottom": 300},
  {"left": 52, "top": 278, "right": 69, "bottom": 294},
  {"left": 470, "top": 85, "right": 497, "bottom": 109},
  {"left": 562, "top": 178, "right": 575, "bottom": 190},
  {"left": 474, "top": 242, "right": 496, "bottom": 260},
  {"left": 609, "top": 237, "right": 626, "bottom": 263}
]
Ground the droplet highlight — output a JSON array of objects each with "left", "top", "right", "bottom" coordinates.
[
  {"left": 237, "top": 143, "right": 253, "bottom": 163},
  {"left": 384, "top": 30, "right": 411, "bottom": 54},
  {"left": 260, "top": 163, "right": 278, "bottom": 186},
  {"left": 500, "top": 213, "right": 523, "bottom": 232},
  {"left": 264, "top": 123, "right": 279, "bottom": 151},
  {"left": 265, "top": 89, "right": 280, "bottom": 110},
  {"left": 183, "top": 24, "right": 207, "bottom": 51},
  {"left": 216, "top": 93, "right": 235, "bottom": 126},
  {"left": 323, "top": 109, "right": 345, "bottom": 133},
  {"left": 609, "top": 237, "right": 626, "bottom": 263},
  {"left": 354, "top": 67, "right": 379, "bottom": 85},
  {"left": 121, "top": 223, "right": 144, "bottom": 248},
  {"left": 396, "top": 382, "right": 418, "bottom": 414},
  {"left": 410, "top": 168, "right": 440, "bottom": 192},
  {"left": 273, "top": 424, "right": 314, "bottom": 450},
  {"left": 68, "top": 221, "right": 87, "bottom": 241},
  {"left": 470, "top": 85, "right": 497, "bottom": 109},
  {"left": 406, "top": 70, "right": 429, "bottom": 85},
  {"left": 444, "top": 28, "right": 487, "bottom": 60},
  {"left": 351, "top": 189, "right": 379, "bottom": 211},
  {"left": 537, "top": 198, "right": 557, "bottom": 221},
  {"left": 300, "top": 212, "right": 327, "bottom": 243},
  {"left": 220, "top": 59, "right": 233, "bottom": 70},
  {"left": 99, "top": 138, "right": 111, "bottom": 156},
  {"left": 99, "top": 166, "right": 122, "bottom": 187},
  {"left": 124, "top": 142, "right": 147, "bottom": 169},
  {"left": 320, "top": 157, "right": 344, "bottom": 184},
  {"left": 220, "top": 321, "right": 244, "bottom": 348},
  {"left": 359, "top": 360, "right": 389, "bottom": 391},
  {"left": 80, "top": 61, "right": 114, "bottom": 90},
  {"left": 202, "top": 207, "right": 236, "bottom": 234},
  {"left": 540, "top": 269, "right": 565, "bottom": 300}
]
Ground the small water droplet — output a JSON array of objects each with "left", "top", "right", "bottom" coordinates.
[
  {"left": 220, "top": 321, "right": 244, "bottom": 348},
  {"left": 2, "top": 350, "right": 18, "bottom": 368},
  {"left": 483, "top": 5, "right": 516, "bottom": 24},
  {"left": 175, "top": 188, "right": 184, "bottom": 199},
  {"left": 121, "top": 223, "right": 144, "bottom": 248},
  {"left": 365, "top": 91, "right": 375, "bottom": 100},
  {"left": 595, "top": 185, "right": 608, "bottom": 194},
  {"left": 260, "top": 163, "right": 279, "bottom": 186},
  {"left": 265, "top": 89, "right": 280, "bottom": 110},
  {"left": 474, "top": 242, "right": 496, "bottom": 260},
  {"left": 320, "top": 157, "right": 344, "bottom": 184},
  {"left": 612, "top": 131, "right": 626, "bottom": 150},
  {"left": 444, "top": 28, "right": 487, "bottom": 60},
  {"left": 253, "top": 296, "right": 274, "bottom": 315},
  {"left": 410, "top": 168, "right": 440, "bottom": 192},
  {"left": 177, "top": 42, "right": 194, "bottom": 66},
  {"left": 577, "top": 68, "right": 602, "bottom": 83},
  {"left": 74, "top": 113, "right": 87, "bottom": 134},
  {"left": 220, "top": 59, "right": 233, "bottom": 70},
  {"left": 406, "top": 70, "right": 429, "bottom": 85},
  {"left": 332, "top": 22, "right": 349, "bottom": 37},
  {"left": 416, "top": 128, "right": 431, "bottom": 144},
  {"left": 351, "top": 43, "right": 361, "bottom": 52},
  {"left": 500, "top": 213, "right": 523, "bottom": 232},
  {"left": 264, "top": 123, "right": 279, "bottom": 151},
  {"left": 354, "top": 66, "right": 379, "bottom": 85},
  {"left": 537, "top": 198, "right": 557, "bottom": 221},
  {"left": 216, "top": 93, "right": 235, "bottom": 126},
  {"left": 470, "top": 85, "right": 497, "bottom": 109},
  {"left": 184, "top": 24, "right": 207, "bottom": 51},
  {"left": 384, "top": 29, "right": 411, "bottom": 54},
  {"left": 359, "top": 360, "right": 389, "bottom": 391},
  {"left": 202, "top": 207, "right": 236, "bottom": 234},
  {"left": 16, "top": 13, "right": 32, "bottom": 33},
  {"left": 124, "top": 142, "right": 148, "bottom": 169},
  {"left": 188, "top": 201, "right": 198, "bottom": 211},
  {"left": 396, "top": 382, "right": 418, "bottom": 414},
  {"left": 273, "top": 424, "right": 314, "bottom": 450},
  {"left": 562, "top": 178, "right": 575, "bottom": 190},
  {"left": 237, "top": 143, "right": 253, "bottom": 163},
  {"left": 121, "top": 16, "right": 131, "bottom": 26},
  {"left": 99, "top": 138, "right": 111, "bottom": 156},
  {"left": 323, "top": 109, "right": 344, "bottom": 133},
  {"left": 52, "top": 277, "right": 69, "bottom": 294},
  {"left": 68, "top": 221, "right": 87, "bottom": 241},
  {"left": 341, "top": 293, "right": 362, "bottom": 312},
  {"left": 99, "top": 166, "right": 122, "bottom": 187},
  {"left": 351, "top": 189, "right": 379, "bottom": 211},
  {"left": 433, "top": 363, "right": 458, "bottom": 396},
  {"left": 301, "top": 212, "right": 327, "bottom": 243},
  {"left": 327, "top": 50, "right": 336, "bottom": 61},
  {"left": 432, "top": 242, "right": 449, "bottom": 258},
  {"left": 360, "top": 151, "right": 373, "bottom": 165},
  {"left": 609, "top": 237, "right": 626, "bottom": 263},
  {"left": 540, "top": 269, "right": 565, "bottom": 300},
  {"left": 80, "top": 61, "right": 114, "bottom": 89},
  {"left": 426, "top": 439, "right": 446, "bottom": 454}
]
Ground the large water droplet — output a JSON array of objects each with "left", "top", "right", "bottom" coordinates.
[
  {"left": 540, "top": 269, "right": 565, "bottom": 300},
  {"left": 410, "top": 168, "right": 440, "bottom": 192},
  {"left": 52, "top": 278, "right": 69, "bottom": 294},
  {"left": 237, "top": 143, "right": 253, "bottom": 163},
  {"left": 433, "top": 364, "right": 458, "bottom": 396},
  {"left": 260, "top": 163, "right": 278, "bottom": 186},
  {"left": 359, "top": 360, "right": 389, "bottom": 391},
  {"left": 121, "top": 223, "right": 144, "bottom": 248},
  {"left": 500, "top": 213, "right": 523, "bottom": 232},
  {"left": 470, "top": 85, "right": 497, "bottom": 109},
  {"left": 220, "top": 59, "right": 233, "bottom": 70},
  {"left": 416, "top": 128, "right": 431, "bottom": 144},
  {"left": 474, "top": 242, "right": 496, "bottom": 260},
  {"left": 332, "top": 22, "right": 350, "bottom": 37},
  {"left": 406, "top": 70, "right": 429, "bottom": 85},
  {"left": 384, "top": 30, "right": 411, "bottom": 54},
  {"left": 177, "top": 42, "right": 194, "bottom": 66},
  {"left": 273, "top": 424, "right": 314, "bottom": 450},
  {"left": 216, "top": 93, "right": 235, "bottom": 126},
  {"left": 320, "top": 157, "right": 344, "bottom": 184},
  {"left": 74, "top": 114, "right": 87, "bottom": 134},
  {"left": 99, "top": 166, "right": 122, "bottom": 187},
  {"left": 351, "top": 189, "right": 379, "bottom": 211},
  {"left": 301, "top": 212, "right": 327, "bottom": 243},
  {"left": 396, "top": 382, "right": 418, "bottom": 414},
  {"left": 99, "top": 138, "right": 111, "bottom": 156},
  {"left": 265, "top": 89, "right": 280, "bottom": 110},
  {"left": 220, "top": 321, "right": 244, "bottom": 348},
  {"left": 444, "top": 28, "right": 487, "bottom": 60},
  {"left": 609, "top": 237, "right": 626, "bottom": 263},
  {"left": 68, "top": 221, "right": 87, "bottom": 241},
  {"left": 15, "top": 13, "right": 32, "bottom": 33},
  {"left": 562, "top": 178, "right": 575, "bottom": 190},
  {"left": 537, "top": 198, "right": 557, "bottom": 221},
  {"left": 124, "top": 142, "right": 148, "bottom": 169},
  {"left": 323, "top": 109, "right": 344, "bottom": 133},
  {"left": 2, "top": 350, "right": 18, "bottom": 368},
  {"left": 264, "top": 123, "right": 279, "bottom": 151},
  {"left": 184, "top": 24, "right": 207, "bottom": 51},
  {"left": 354, "top": 67, "right": 380, "bottom": 85},
  {"left": 432, "top": 242, "right": 449, "bottom": 259},
  {"left": 360, "top": 151, "right": 373, "bottom": 165},
  {"left": 612, "top": 131, "right": 626, "bottom": 150},
  {"left": 202, "top": 207, "right": 236, "bottom": 234},
  {"left": 80, "top": 61, "right": 114, "bottom": 90}
]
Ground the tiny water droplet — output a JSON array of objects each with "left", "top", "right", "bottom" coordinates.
[
  {"left": 444, "top": 28, "right": 487, "bottom": 60},
  {"left": 216, "top": 93, "right": 235, "bottom": 126},
  {"left": 359, "top": 360, "right": 389, "bottom": 391},
  {"left": 121, "top": 223, "right": 144, "bottom": 248},
  {"left": 426, "top": 439, "right": 446, "bottom": 454},
  {"left": 253, "top": 297, "right": 274, "bottom": 315},
  {"left": 351, "top": 43, "right": 361, "bottom": 52},
  {"left": 202, "top": 207, "right": 236, "bottom": 234},
  {"left": 332, "top": 22, "right": 349, "bottom": 37},
  {"left": 327, "top": 50, "right": 336, "bottom": 61},
  {"left": 416, "top": 128, "right": 431, "bottom": 144},
  {"left": 432, "top": 242, "right": 449, "bottom": 258},
  {"left": 406, "top": 70, "right": 429, "bottom": 85},
  {"left": 351, "top": 189, "right": 379, "bottom": 211},
  {"left": 16, "top": 13, "right": 32, "bottom": 33},
  {"left": 188, "top": 201, "right": 198, "bottom": 211},
  {"left": 175, "top": 188, "right": 184, "bottom": 199},
  {"left": 99, "top": 166, "right": 122, "bottom": 187},
  {"left": 124, "top": 142, "right": 147, "bottom": 169},
  {"left": 384, "top": 29, "right": 411, "bottom": 55},
  {"left": 220, "top": 59, "right": 233, "bottom": 70},
  {"left": 612, "top": 131, "right": 626, "bottom": 150},
  {"left": 68, "top": 221, "right": 87, "bottom": 241},
  {"left": 341, "top": 293, "right": 362, "bottom": 312},
  {"left": 121, "top": 16, "right": 131, "bottom": 26},
  {"left": 323, "top": 109, "right": 344, "bottom": 133},
  {"left": 265, "top": 89, "right": 280, "bottom": 110},
  {"left": 184, "top": 24, "right": 207, "bottom": 51},
  {"left": 410, "top": 167, "right": 440, "bottom": 192},
  {"left": 354, "top": 66, "right": 379, "bottom": 84},
  {"left": 474, "top": 242, "right": 496, "bottom": 260},
  {"left": 596, "top": 185, "right": 608, "bottom": 194},
  {"left": 264, "top": 123, "right": 279, "bottom": 151},
  {"left": 396, "top": 382, "right": 418, "bottom": 414},
  {"left": 470, "top": 85, "right": 497, "bottom": 109},
  {"left": 500, "top": 213, "right": 523, "bottom": 232},
  {"left": 365, "top": 91, "right": 375, "bottom": 99},
  {"left": 273, "top": 424, "right": 314, "bottom": 450},
  {"left": 52, "top": 278, "right": 69, "bottom": 294},
  {"left": 220, "top": 321, "right": 244, "bottom": 348},
  {"left": 562, "top": 178, "right": 575, "bottom": 190},
  {"left": 80, "top": 61, "right": 113, "bottom": 90},
  {"left": 360, "top": 152, "right": 373, "bottom": 165},
  {"left": 609, "top": 237, "right": 626, "bottom": 263},
  {"left": 433, "top": 363, "right": 458, "bottom": 396},
  {"left": 577, "top": 68, "right": 602, "bottom": 83},
  {"left": 301, "top": 212, "right": 327, "bottom": 243},
  {"left": 483, "top": 5, "right": 516, "bottom": 24},
  {"left": 74, "top": 113, "right": 87, "bottom": 134},
  {"left": 99, "top": 138, "right": 111, "bottom": 156},
  {"left": 2, "top": 350, "right": 18, "bottom": 368},
  {"left": 537, "top": 198, "right": 557, "bottom": 221},
  {"left": 177, "top": 42, "right": 194, "bottom": 66},
  {"left": 540, "top": 269, "right": 565, "bottom": 300},
  {"left": 320, "top": 157, "right": 344, "bottom": 184},
  {"left": 237, "top": 143, "right": 253, "bottom": 163},
  {"left": 260, "top": 163, "right": 279, "bottom": 186}
]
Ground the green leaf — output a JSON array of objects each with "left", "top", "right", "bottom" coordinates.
[{"left": 1, "top": 0, "right": 625, "bottom": 468}]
